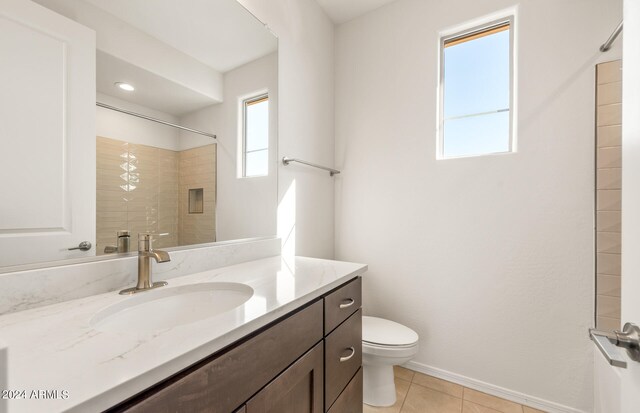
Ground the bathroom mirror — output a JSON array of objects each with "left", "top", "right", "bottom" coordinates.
[{"left": 0, "top": 0, "right": 278, "bottom": 268}]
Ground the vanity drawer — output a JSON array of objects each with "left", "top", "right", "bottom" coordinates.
[
  {"left": 327, "top": 368, "right": 363, "bottom": 413},
  {"left": 324, "top": 277, "right": 362, "bottom": 334},
  {"left": 116, "top": 300, "right": 323, "bottom": 413},
  {"left": 324, "top": 308, "right": 362, "bottom": 410}
]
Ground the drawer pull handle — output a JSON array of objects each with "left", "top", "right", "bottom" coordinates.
[
  {"left": 339, "top": 298, "right": 355, "bottom": 309},
  {"left": 340, "top": 347, "right": 355, "bottom": 362}
]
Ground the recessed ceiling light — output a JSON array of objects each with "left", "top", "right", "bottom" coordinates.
[{"left": 115, "top": 82, "right": 135, "bottom": 92}]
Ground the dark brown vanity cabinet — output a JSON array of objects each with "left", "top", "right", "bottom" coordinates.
[
  {"left": 245, "top": 342, "right": 324, "bottom": 412},
  {"left": 109, "top": 277, "right": 362, "bottom": 413}
]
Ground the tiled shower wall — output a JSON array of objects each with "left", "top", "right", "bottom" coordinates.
[
  {"left": 178, "top": 145, "right": 217, "bottom": 246},
  {"left": 96, "top": 137, "right": 216, "bottom": 254},
  {"left": 595, "top": 60, "right": 622, "bottom": 331}
]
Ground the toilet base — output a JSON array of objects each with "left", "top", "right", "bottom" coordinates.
[{"left": 363, "top": 363, "right": 396, "bottom": 407}]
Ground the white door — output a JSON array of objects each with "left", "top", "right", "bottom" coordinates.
[
  {"left": 620, "top": 0, "right": 640, "bottom": 410},
  {"left": 0, "top": 0, "right": 95, "bottom": 267}
]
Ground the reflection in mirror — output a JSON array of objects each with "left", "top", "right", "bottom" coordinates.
[{"left": 0, "top": 0, "right": 278, "bottom": 268}]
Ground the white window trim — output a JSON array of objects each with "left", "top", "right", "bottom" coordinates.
[
  {"left": 240, "top": 92, "right": 269, "bottom": 178},
  {"left": 437, "top": 14, "right": 517, "bottom": 160}
]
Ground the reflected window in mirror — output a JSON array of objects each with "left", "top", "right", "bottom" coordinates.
[{"left": 242, "top": 94, "right": 269, "bottom": 177}]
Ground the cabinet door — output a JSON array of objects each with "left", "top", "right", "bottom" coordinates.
[
  {"left": 0, "top": 0, "right": 96, "bottom": 266},
  {"left": 246, "top": 342, "right": 324, "bottom": 413},
  {"left": 327, "top": 368, "right": 363, "bottom": 413}
]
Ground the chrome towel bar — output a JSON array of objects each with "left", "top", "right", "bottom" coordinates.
[{"left": 282, "top": 157, "right": 340, "bottom": 176}]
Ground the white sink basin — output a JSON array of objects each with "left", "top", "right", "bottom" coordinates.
[{"left": 91, "top": 282, "right": 254, "bottom": 333}]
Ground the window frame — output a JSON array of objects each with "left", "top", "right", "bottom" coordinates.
[
  {"left": 437, "top": 15, "right": 515, "bottom": 160},
  {"left": 241, "top": 93, "right": 269, "bottom": 177}
]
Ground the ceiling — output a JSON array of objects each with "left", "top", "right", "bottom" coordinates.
[
  {"left": 83, "top": 0, "right": 277, "bottom": 73},
  {"left": 315, "top": 0, "right": 398, "bottom": 24}
]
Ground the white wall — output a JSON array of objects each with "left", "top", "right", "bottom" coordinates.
[
  {"left": 334, "top": 0, "right": 621, "bottom": 411},
  {"left": 179, "top": 53, "right": 278, "bottom": 242},
  {"left": 238, "top": 0, "right": 336, "bottom": 259}
]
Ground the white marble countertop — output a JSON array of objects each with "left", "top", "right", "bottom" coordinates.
[{"left": 0, "top": 256, "right": 367, "bottom": 413}]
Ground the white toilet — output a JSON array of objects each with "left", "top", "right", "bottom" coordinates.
[{"left": 362, "top": 316, "right": 419, "bottom": 407}]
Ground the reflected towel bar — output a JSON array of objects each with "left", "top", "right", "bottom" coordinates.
[
  {"left": 96, "top": 102, "right": 217, "bottom": 140},
  {"left": 282, "top": 157, "right": 340, "bottom": 176}
]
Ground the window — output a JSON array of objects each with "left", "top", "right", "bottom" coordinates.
[
  {"left": 439, "top": 18, "right": 513, "bottom": 159},
  {"left": 242, "top": 94, "right": 269, "bottom": 177}
]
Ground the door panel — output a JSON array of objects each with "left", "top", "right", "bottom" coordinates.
[
  {"left": 0, "top": 0, "right": 95, "bottom": 266},
  {"left": 620, "top": 0, "right": 640, "bottom": 410}
]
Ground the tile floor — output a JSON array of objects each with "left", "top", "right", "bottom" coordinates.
[{"left": 363, "top": 366, "right": 547, "bottom": 413}]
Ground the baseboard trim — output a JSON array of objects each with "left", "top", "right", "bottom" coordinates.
[{"left": 403, "top": 361, "right": 587, "bottom": 413}]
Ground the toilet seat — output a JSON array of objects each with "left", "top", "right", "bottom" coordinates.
[{"left": 362, "top": 316, "right": 419, "bottom": 347}]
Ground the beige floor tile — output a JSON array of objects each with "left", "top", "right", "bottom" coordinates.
[
  {"left": 463, "top": 388, "right": 523, "bottom": 413},
  {"left": 522, "top": 407, "right": 546, "bottom": 413},
  {"left": 401, "top": 384, "right": 462, "bottom": 413},
  {"left": 463, "top": 401, "right": 504, "bottom": 413},
  {"left": 412, "top": 372, "right": 464, "bottom": 398},
  {"left": 394, "top": 366, "right": 415, "bottom": 382},
  {"left": 364, "top": 378, "right": 411, "bottom": 413}
]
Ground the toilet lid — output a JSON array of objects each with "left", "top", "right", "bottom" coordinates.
[{"left": 362, "top": 316, "right": 419, "bottom": 346}]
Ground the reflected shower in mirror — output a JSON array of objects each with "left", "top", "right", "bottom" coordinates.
[{"left": 1, "top": 0, "right": 278, "bottom": 268}]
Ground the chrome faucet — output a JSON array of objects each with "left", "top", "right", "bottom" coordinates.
[{"left": 119, "top": 233, "right": 170, "bottom": 295}]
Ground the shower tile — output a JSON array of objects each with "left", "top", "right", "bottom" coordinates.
[
  {"left": 596, "top": 316, "right": 621, "bottom": 331},
  {"left": 597, "top": 104, "right": 622, "bottom": 127},
  {"left": 597, "top": 126, "right": 622, "bottom": 148},
  {"left": 597, "top": 274, "right": 621, "bottom": 297},
  {"left": 597, "top": 295, "right": 621, "bottom": 319},
  {"left": 596, "top": 168, "right": 621, "bottom": 190},
  {"left": 597, "top": 211, "right": 621, "bottom": 233},
  {"left": 597, "top": 82, "right": 622, "bottom": 106},
  {"left": 596, "top": 190, "right": 621, "bottom": 211},
  {"left": 597, "top": 147, "right": 622, "bottom": 168},
  {"left": 596, "top": 232, "right": 621, "bottom": 253},
  {"left": 597, "top": 253, "right": 621, "bottom": 275},
  {"left": 597, "top": 60, "right": 622, "bottom": 85}
]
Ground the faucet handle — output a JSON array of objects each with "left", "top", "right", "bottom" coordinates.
[{"left": 138, "top": 233, "right": 154, "bottom": 252}]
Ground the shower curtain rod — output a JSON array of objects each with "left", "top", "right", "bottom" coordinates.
[
  {"left": 600, "top": 21, "right": 623, "bottom": 52},
  {"left": 96, "top": 102, "right": 217, "bottom": 140}
]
